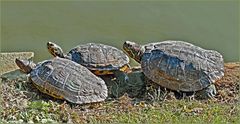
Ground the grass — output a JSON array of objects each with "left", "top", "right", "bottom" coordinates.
[
  {"left": 1, "top": 62, "right": 240, "bottom": 123},
  {"left": 1, "top": 96, "right": 239, "bottom": 123}
]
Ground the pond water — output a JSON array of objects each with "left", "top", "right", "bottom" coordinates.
[{"left": 1, "top": 1, "right": 239, "bottom": 64}]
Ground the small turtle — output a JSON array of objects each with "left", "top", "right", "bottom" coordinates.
[
  {"left": 47, "top": 42, "right": 130, "bottom": 75},
  {"left": 102, "top": 67, "right": 146, "bottom": 98},
  {"left": 123, "top": 40, "right": 224, "bottom": 99},
  {"left": 15, "top": 57, "right": 108, "bottom": 104}
]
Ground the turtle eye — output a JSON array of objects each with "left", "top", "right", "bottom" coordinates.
[{"left": 127, "top": 43, "right": 132, "bottom": 48}]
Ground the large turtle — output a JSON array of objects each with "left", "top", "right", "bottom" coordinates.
[
  {"left": 15, "top": 57, "right": 108, "bottom": 104},
  {"left": 47, "top": 42, "right": 130, "bottom": 75},
  {"left": 123, "top": 40, "right": 224, "bottom": 98}
]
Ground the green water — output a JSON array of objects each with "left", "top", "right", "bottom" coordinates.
[{"left": 1, "top": 1, "right": 239, "bottom": 63}]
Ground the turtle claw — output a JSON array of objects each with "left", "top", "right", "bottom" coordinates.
[{"left": 195, "top": 84, "right": 217, "bottom": 99}]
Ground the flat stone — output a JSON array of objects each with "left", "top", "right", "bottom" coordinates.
[{"left": 0, "top": 52, "right": 34, "bottom": 75}]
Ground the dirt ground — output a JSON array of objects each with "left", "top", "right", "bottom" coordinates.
[{"left": 215, "top": 62, "right": 240, "bottom": 103}]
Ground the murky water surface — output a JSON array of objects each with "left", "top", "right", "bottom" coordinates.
[{"left": 1, "top": 1, "right": 239, "bottom": 63}]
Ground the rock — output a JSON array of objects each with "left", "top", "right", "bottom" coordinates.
[
  {"left": 0, "top": 52, "right": 34, "bottom": 75},
  {"left": 1, "top": 69, "right": 28, "bottom": 81}
]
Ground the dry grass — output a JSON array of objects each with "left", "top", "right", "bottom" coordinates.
[{"left": 1, "top": 62, "right": 239, "bottom": 123}]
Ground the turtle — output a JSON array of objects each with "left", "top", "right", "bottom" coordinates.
[
  {"left": 47, "top": 42, "right": 130, "bottom": 75},
  {"left": 15, "top": 57, "right": 108, "bottom": 104},
  {"left": 101, "top": 66, "right": 146, "bottom": 98},
  {"left": 123, "top": 40, "right": 224, "bottom": 99}
]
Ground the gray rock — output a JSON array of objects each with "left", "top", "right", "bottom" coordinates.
[{"left": 0, "top": 52, "right": 34, "bottom": 75}]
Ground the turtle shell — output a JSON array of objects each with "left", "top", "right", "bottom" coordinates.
[
  {"left": 141, "top": 40, "right": 224, "bottom": 92},
  {"left": 66, "top": 43, "right": 129, "bottom": 75},
  {"left": 30, "top": 57, "right": 108, "bottom": 104}
]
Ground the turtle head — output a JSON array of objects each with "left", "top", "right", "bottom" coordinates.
[
  {"left": 123, "top": 41, "right": 144, "bottom": 63},
  {"left": 15, "top": 58, "right": 36, "bottom": 74},
  {"left": 47, "top": 42, "right": 64, "bottom": 58}
]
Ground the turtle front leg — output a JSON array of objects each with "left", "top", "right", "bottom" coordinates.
[{"left": 195, "top": 84, "right": 217, "bottom": 99}]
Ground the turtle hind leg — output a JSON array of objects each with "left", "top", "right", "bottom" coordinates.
[{"left": 195, "top": 84, "right": 217, "bottom": 100}]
